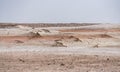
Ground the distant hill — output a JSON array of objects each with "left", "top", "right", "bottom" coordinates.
[{"left": 0, "top": 23, "right": 98, "bottom": 28}]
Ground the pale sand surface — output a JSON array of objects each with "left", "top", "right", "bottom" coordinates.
[{"left": 0, "top": 23, "right": 120, "bottom": 72}]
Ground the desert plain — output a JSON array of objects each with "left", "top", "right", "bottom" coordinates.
[{"left": 0, "top": 23, "right": 120, "bottom": 72}]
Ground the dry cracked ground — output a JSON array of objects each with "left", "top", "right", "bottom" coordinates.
[{"left": 0, "top": 23, "right": 120, "bottom": 72}]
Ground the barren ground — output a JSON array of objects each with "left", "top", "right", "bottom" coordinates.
[{"left": 0, "top": 23, "right": 120, "bottom": 72}]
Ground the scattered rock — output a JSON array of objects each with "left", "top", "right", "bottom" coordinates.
[
  {"left": 74, "top": 38, "right": 82, "bottom": 42},
  {"left": 93, "top": 44, "right": 99, "bottom": 48},
  {"left": 28, "top": 32, "right": 42, "bottom": 39},
  {"left": 107, "top": 58, "right": 110, "bottom": 61},
  {"left": 47, "top": 63, "right": 51, "bottom": 65},
  {"left": 69, "top": 36, "right": 74, "bottom": 39},
  {"left": 19, "top": 58, "right": 25, "bottom": 63},
  {"left": 60, "top": 63, "right": 65, "bottom": 66},
  {"left": 14, "top": 40, "right": 24, "bottom": 43},
  {"left": 97, "top": 34, "right": 113, "bottom": 38},
  {"left": 54, "top": 39, "right": 62, "bottom": 42},
  {"left": 42, "top": 29, "right": 50, "bottom": 33},
  {"left": 68, "top": 35, "right": 82, "bottom": 42},
  {"left": 52, "top": 41, "right": 66, "bottom": 47}
]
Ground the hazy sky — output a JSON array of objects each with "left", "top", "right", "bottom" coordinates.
[{"left": 0, "top": 0, "right": 120, "bottom": 23}]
